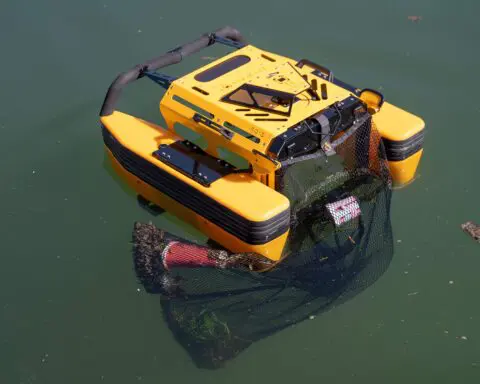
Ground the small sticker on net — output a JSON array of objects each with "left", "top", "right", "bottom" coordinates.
[
  {"left": 321, "top": 141, "right": 336, "bottom": 156},
  {"left": 326, "top": 196, "right": 361, "bottom": 226}
]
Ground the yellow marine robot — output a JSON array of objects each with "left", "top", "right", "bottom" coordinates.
[{"left": 100, "top": 26, "right": 425, "bottom": 262}]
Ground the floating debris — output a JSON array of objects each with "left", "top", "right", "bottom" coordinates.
[
  {"left": 408, "top": 16, "right": 422, "bottom": 22},
  {"left": 201, "top": 56, "right": 217, "bottom": 61},
  {"left": 461, "top": 221, "right": 480, "bottom": 242},
  {"left": 408, "top": 291, "right": 419, "bottom": 296},
  {"left": 449, "top": 280, "right": 454, "bottom": 285},
  {"left": 309, "top": 315, "right": 315, "bottom": 320}
]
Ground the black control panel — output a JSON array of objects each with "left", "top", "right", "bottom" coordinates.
[
  {"left": 267, "top": 96, "right": 367, "bottom": 161},
  {"left": 153, "top": 140, "right": 241, "bottom": 187}
]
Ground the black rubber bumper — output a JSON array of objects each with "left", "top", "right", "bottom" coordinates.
[{"left": 382, "top": 129, "right": 425, "bottom": 161}]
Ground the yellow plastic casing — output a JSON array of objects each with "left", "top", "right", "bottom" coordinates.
[
  {"left": 372, "top": 102, "right": 425, "bottom": 187},
  {"left": 159, "top": 45, "right": 354, "bottom": 187},
  {"left": 101, "top": 111, "right": 290, "bottom": 261}
]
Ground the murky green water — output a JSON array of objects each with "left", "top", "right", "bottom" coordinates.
[{"left": 1, "top": 0, "right": 479, "bottom": 382}]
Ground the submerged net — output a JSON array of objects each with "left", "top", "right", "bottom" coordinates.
[{"left": 132, "top": 113, "right": 394, "bottom": 369}]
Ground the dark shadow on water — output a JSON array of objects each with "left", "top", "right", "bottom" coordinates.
[{"left": 102, "top": 152, "right": 138, "bottom": 199}]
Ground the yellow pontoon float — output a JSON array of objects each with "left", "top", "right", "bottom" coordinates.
[{"left": 100, "top": 26, "right": 425, "bottom": 262}]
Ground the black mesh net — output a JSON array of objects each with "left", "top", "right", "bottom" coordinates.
[{"left": 132, "top": 113, "right": 393, "bottom": 369}]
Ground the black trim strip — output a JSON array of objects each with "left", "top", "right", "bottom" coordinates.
[
  {"left": 382, "top": 129, "right": 425, "bottom": 161},
  {"left": 102, "top": 125, "right": 290, "bottom": 244},
  {"left": 194, "top": 55, "right": 251, "bottom": 82}
]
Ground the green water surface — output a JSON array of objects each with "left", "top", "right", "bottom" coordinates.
[{"left": 1, "top": 0, "right": 479, "bottom": 382}]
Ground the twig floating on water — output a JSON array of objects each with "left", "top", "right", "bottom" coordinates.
[{"left": 461, "top": 221, "right": 480, "bottom": 242}]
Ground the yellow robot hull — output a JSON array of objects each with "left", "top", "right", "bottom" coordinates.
[
  {"left": 373, "top": 102, "right": 425, "bottom": 187},
  {"left": 101, "top": 112, "right": 290, "bottom": 261}
]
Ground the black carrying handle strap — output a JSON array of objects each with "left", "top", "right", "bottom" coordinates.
[
  {"left": 99, "top": 26, "right": 247, "bottom": 117},
  {"left": 295, "top": 59, "right": 333, "bottom": 82}
]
